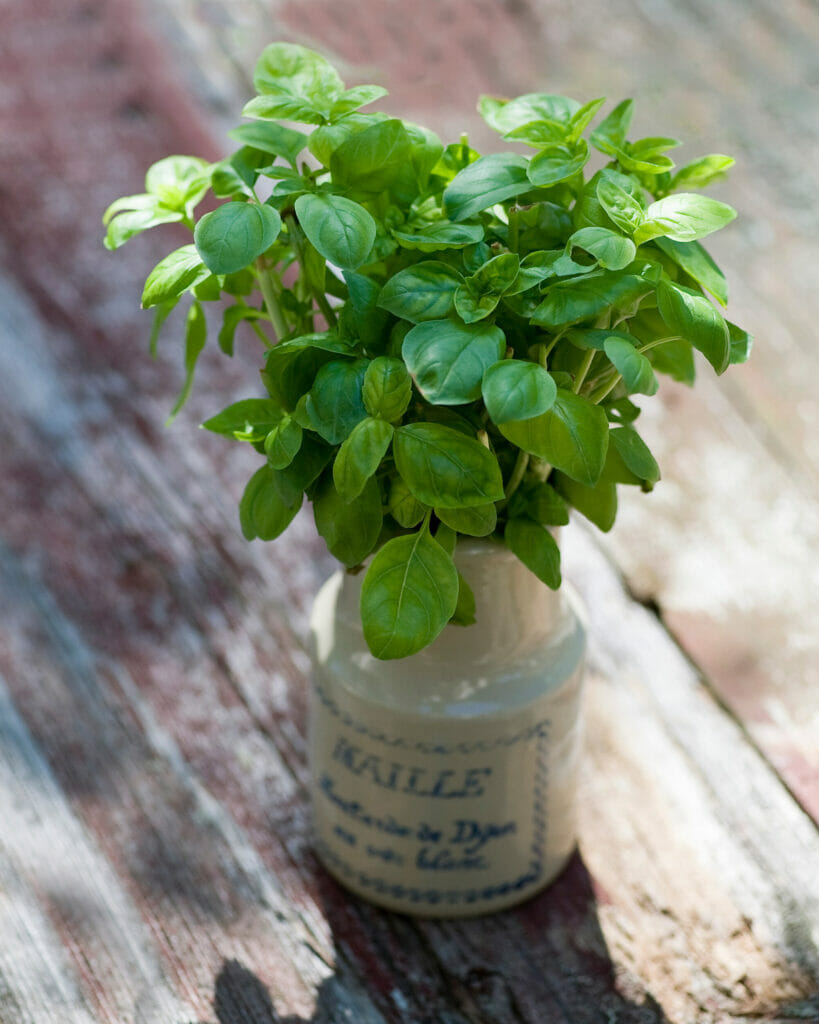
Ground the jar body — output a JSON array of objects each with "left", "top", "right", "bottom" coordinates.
[{"left": 308, "top": 539, "right": 586, "bottom": 917}]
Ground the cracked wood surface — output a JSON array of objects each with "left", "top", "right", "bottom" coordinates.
[{"left": 0, "top": 1, "right": 817, "bottom": 1022}]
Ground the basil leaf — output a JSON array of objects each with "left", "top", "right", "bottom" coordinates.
[
  {"left": 402, "top": 320, "right": 506, "bottom": 405},
  {"left": 333, "top": 417, "right": 394, "bottom": 501},
  {"left": 479, "top": 93, "right": 580, "bottom": 134},
  {"left": 264, "top": 417, "right": 303, "bottom": 470},
  {"left": 330, "top": 119, "right": 415, "bottom": 200},
  {"left": 168, "top": 300, "right": 207, "bottom": 421},
  {"left": 590, "top": 99, "right": 633, "bottom": 155},
  {"left": 271, "top": 436, "right": 333, "bottom": 505},
  {"left": 728, "top": 321, "right": 753, "bottom": 365},
  {"left": 567, "top": 227, "right": 636, "bottom": 271},
  {"left": 388, "top": 475, "right": 427, "bottom": 528},
  {"left": 603, "top": 336, "right": 659, "bottom": 395},
  {"left": 240, "top": 465, "right": 302, "bottom": 541},
  {"left": 670, "top": 154, "right": 735, "bottom": 191},
  {"left": 527, "top": 140, "right": 589, "bottom": 187},
  {"left": 228, "top": 122, "right": 309, "bottom": 166},
  {"left": 377, "top": 261, "right": 463, "bottom": 322},
  {"left": 217, "top": 304, "right": 267, "bottom": 356},
  {"left": 392, "top": 221, "right": 485, "bottom": 251},
  {"left": 294, "top": 193, "right": 376, "bottom": 270},
  {"left": 510, "top": 482, "right": 569, "bottom": 526},
  {"left": 104, "top": 205, "right": 184, "bottom": 250},
  {"left": 194, "top": 202, "right": 282, "bottom": 274},
  {"left": 454, "top": 253, "right": 520, "bottom": 323},
  {"left": 505, "top": 518, "right": 561, "bottom": 589},
  {"left": 503, "top": 119, "right": 568, "bottom": 148},
  {"left": 635, "top": 193, "right": 737, "bottom": 245},
  {"left": 361, "top": 526, "right": 459, "bottom": 659},
  {"left": 596, "top": 174, "right": 645, "bottom": 235},
  {"left": 499, "top": 388, "right": 609, "bottom": 486},
  {"left": 252, "top": 42, "right": 344, "bottom": 119},
  {"left": 654, "top": 237, "right": 728, "bottom": 306},
  {"left": 313, "top": 475, "right": 383, "bottom": 567},
  {"left": 394, "top": 422, "right": 505, "bottom": 508},
  {"left": 553, "top": 472, "right": 618, "bottom": 531},
  {"left": 202, "top": 398, "right": 282, "bottom": 440},
  {"left": 308, "top": 112, "right": 388, "bottom": 166},
  {"left": 532, "top": 273, "right": 652, "bottom": 328},
  {"left": 362, "top": 357, "right": 413, "bottom": 421},
  {"left": 306, "top": 358, "right": 368, "bottom": 444},
  {"left": 450, "top": 572, "right": 477, "bottom": 627},
  {"left": 141, "top": 245, "right": 209, "bottom": 308},
  {"left": 329, "top": 85, "right": 389, "bottom": 119},
  {"left": 443, "top": 153, "right": 531, "bottom": 222},
  {"left": 481, "top": 360, "right": 557, "bottom": 424},
  {"left": 610, "top": 426, "right": 660, "bottom": 485},
  {"left": 657, "top": 281, "right": 730, "bottom": 374},
  {"left": 435, "top": 503, "right": 497, "bottom": 537}
]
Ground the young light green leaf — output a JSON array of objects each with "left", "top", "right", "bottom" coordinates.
[
  {"left": 264, "top": 417, "right": 303, "bottom": 469},
  {"left": 307, "top": 112, "right": 389, "bottom": 165},
  {"left": 394, "top": 422, "right": 505, "bottom": 508},
  {"left": 392, "top": 221, "right": 485, "bottom": 251},
  {"left": 228, "top": 121, "right": 309, "bottom": 166},
  {"left": 252, "top": 42, "right": 344, "bottom": 118},
  {"left": 610, "top": 426, "right": 660, "bottom": 485},
  {"left": 499, "top": 388, "right": 609, "bottom": 486},
  {"left": 294, "top": 193, "right": 376, "bottom": 270},
  {"left": 553, "top": 472, "right": 618, "bottom": 531},
  {"left": 313, "top": 475, "right": 383, "bottom": 567},
  {"left": 305, "top": 358, "right": 368, "bottom": 444},
  {"left": 402, "top": 320, "right": 505, "bottom": 405},
  {"left": 377, "top": 261, "right": 463, "bottom": 322},
  {"left": 443, "top": 153, "right": 531, "bottom": 222},
  {"left": 635, "top": 193, "right": 737, "bottom": 245},
  {"left": 566, "top": 97, "right": 606, "bottom": 141},
  {"left": 330, "top": 119, "right": 415, "bottom": 199},
  {"left": 388, "top": 475, "right": 427, "bottom": 527},
  {"left": 596, "top": 174, "right": 645, "bottom": 235},
  {"left": 503, "top": 119, "right": 567, "bottom": 148},
  {"left": 202, "top": 398, "right": 282, "bottom": 440},
  {"left": 104, "top": 205, "right": 184, "bottom": 250},
  {"left": 144, "top": 155, "right": 211, "bottom": 207},
  {"left": 168, "top": 300, "right": 207, "bottom": 421},
  {"left": 670, "top": 154, "right": 735, "bottom": 191},
  {"left": 603, "top": 336, "right": 659, "bottom": 395},
  {"left": 527, "top": 140, "right": 589, "bottom": 187},
  {"left": 657, "top": 280, "right": 730, "bottom": 374},
  {"left": 481, "top": 360, "right": 557, "bottom": 424},
  {"left": 590, "top": 99, "right": 634, "bottom": 155},
  {"left": 505, "top": 518, "right": 561, "bottom": 589},
  {"left": 454, "top": 253, "right": 520, "bottom": 324},
  {"left": 435, "top": 503, "right": 497, "bottom": 537},
  {"left": 479, "top": 93, "right": 580, "bottom": 134},
  {"left": 567, "top": 226, "right": 636, "bottom": 271},
  {"left": 329, "top": 85, "right": 389, "bottom": 119},
  {"left": 333, "top": 417, "right": 394, "bottom": 501},
  {"left": 240, "top": 465, "right": 302, "bottom": 541},
  {"left": 141, "top": 245, "right": 210, "bottom": 308},
  {"left": 654, "top": 237, "right": 728, "bottom": 306},
  {"left": 360, "top": 525, "right": 459, "bottom": 659},
  {"left": 362, "top": 357, "right": 413, "bottom": 421},
  {"left": 616, "top": 137, "right": 677, "bottom": 174},
  {"left": 194, "top": 202, "right": 282, "bottom": 274},
  {"left": 728, "top": 321, "right": 753, "bottom": 365}
]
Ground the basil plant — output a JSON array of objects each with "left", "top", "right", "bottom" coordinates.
[{"left": 105, "top": 43, "right": 750, "bottom": 660}]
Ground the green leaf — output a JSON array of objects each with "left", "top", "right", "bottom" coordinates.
[
  {"left": 330, "top": 119, "right": 415, "bottom": 199},
  {"left": 240, "top": 465, "right": 302, "bottom": 541},
  {"left": 527, "top": 140, "right": 589, "bottom": 187},
  {"left": 141, "top": 245, "right": 209, "bottom": 308},
  {"left": 217, "top": 304, "right": 267, "bottom": 355},
  {"left": 590, "top": 99, "right": 634, "bottom": 155},
  {"left": 510, "top": 482, "right": 569, "bottom": 526},
  {"left": 362, "top": 357, "right": 413, "bottom": 421},
  {"left": 567, "top": 97, "right": 606, "bottom": 141},
  {"left": 329, "top": 84, "right": 389, "bottom": 119},
  {"left": 479, "top": 93, "right": 580, "bottom": 134},
  {"left": 402, "top": 320, "right": 505, "bottom": 405},
  {"left": 228, "top": 121, "right": 309, "bottom": 166},
  {"left": 553, "top": 472, "right": 617, "bottom": 531},
  {"left": 202, "top": 398, "right": 282, "bottom": 440},
  {"left": 264, "top": 417, "right": 303, "bottom": 469},
  {"left": 568, "top": 227, "right": 636, "bottom": 271},
  {"left": 532, "top": 273, "right": 653, "bottom": 328},
  {"left": 168, "top": 300, "right": 207, "bottom": 421},
  {"left": 342, "top": 270, "right": 390, "bottom": 347},
  {"left": 603, "top": 336, "right": 659, "bottom": 395},
  {"left": 435, "top": 503, "right": 497, "bottom": 537},
  {"left": 596, "top": 173, "right": 646, "bottom": 234},
  {"left": 450, "top": 572, "right": 477, "bottom": 626},
  {"left": 657, "top": 280, "right": 730, "bottom": 374},
  {"left": 454, "top": 253, "right": 520, "bottom": 323},
  {"left": 333, "top": 417, "right": 394, "bottom": 501},
  {"left": 505, "top": 518, "right": 561, "bottom": 589},
  {"left": 144, "top": 155, "right": 211, "bottom": 210},
  {"left": 654, "top": 237, "right": 728, "bottom": 306},
  {"left": 503, "top": 119, "right": 568, "bottom": 148},
  {"left": 393, "top": 422, "right": 505, "bottom": 508},
  {"left": 103, "top": 205, "right": 184, "bottom": 250},
  {"left": 307, "top": 112, "right": 389, "bottom": 166},
  {"left": 728, "top": 321, "right": 753, "bottom": 365},
  {"left": 271, "top": 435, "right": 333, "bottom": 505},
  {"left": 252, "top": 42, "right": 344, "bottom": 119},
  {"left": 294, "top": 193, "right": 376, "bottom": 270},
  {"left": 482, "top": 360, "right": 556, "bottom": 424},
  {"left": 306, "top": 358, "right": 368, "bottom": 444},
  {"left": 149, "top": 298, "right": 178, "bottom": 357},
  {"left": 388, "top": 475, "right": 427, "bottom": 528},
  {"left": 616, "top": 138, "right": 677, "bottom": 175},
  {"left": 392, "top": 221, "right": 485, "bottom": 251},
  {"left": 194, "top": 202, "right": 282, "bottom": 274},
  {"left": 360, "top": 526, "right": 459, "bottom": 659},
  {"left": 443, "top": 153, "right": 531, "bottom": 222},
  {"left": 610, "top": 426, "right": 660, "bottom": 485},
  {"left": 499, "top": 388, "right": 609, "bottom": 486},
  {"left": 377, "top": 261, "right": 463, "bottom": 322},
  {"left": 635, "top": 193, "right": 737, "bottom": 245},
  {"left": 313, "top": 475, "right": 383, "bottom": 567},
  {"left": 670, "top": 154, "right": 734, "bottom": 191}
]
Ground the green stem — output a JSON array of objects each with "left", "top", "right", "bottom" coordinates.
[
  {"left": 256, "top": 264, "right": 289, "bottom": 342},
  {"left": 538, "top": 334, "right": 561, "bottom": 368},
  {"left": 588, "top": 373, "right": 622, "bottom": 405},
  {"left": 573, "top": 349, "right": 595, "bottom": 394},
  {"left": 504, "top": 449, "right": 530, "bottom": 500},
  {"left": 637, "top": 334, "right": 680, "bottom": 353}
]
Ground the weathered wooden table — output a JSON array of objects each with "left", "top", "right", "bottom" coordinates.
[{"left": 1, "top": 1, "right": 818, "bottom": 1021}]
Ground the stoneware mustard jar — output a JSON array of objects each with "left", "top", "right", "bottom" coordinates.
[{"left": 309, "top": 538, "right": 586, "bottom": 917}]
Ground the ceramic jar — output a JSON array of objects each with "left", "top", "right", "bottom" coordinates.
[{"left": 308, "top": 537, "right": 586, "bottom": 917}]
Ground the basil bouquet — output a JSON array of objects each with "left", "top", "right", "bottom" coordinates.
[{"left": 105, "top": 43, "right": 750, "bottom": 660}]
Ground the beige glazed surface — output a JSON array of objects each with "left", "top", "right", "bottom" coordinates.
[{"left": 308, "top": 539, "right": 587, "bottom": 917}]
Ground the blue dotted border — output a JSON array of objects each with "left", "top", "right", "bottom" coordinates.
[{"left": 313, "top": 678, "right": 550, "bottom": 907}]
